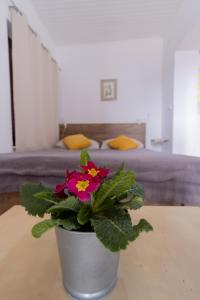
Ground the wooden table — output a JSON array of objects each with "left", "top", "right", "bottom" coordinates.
[{"left": 0, "top": 206, "right": 200, "bottom": 300}]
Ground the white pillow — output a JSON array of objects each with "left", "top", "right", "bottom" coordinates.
[
  {"left": 55, "top": 138, "right": 100, "bottom": 150},
  {"left": 55, "top": 139, "right": 65, "bottom": 148},
  {"left": 101, "top": 138, "right": 144, "bottom": 149}
]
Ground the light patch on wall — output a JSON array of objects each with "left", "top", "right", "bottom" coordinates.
[{"left": 197, "top": 69, "right": 200, "bottom": 114}]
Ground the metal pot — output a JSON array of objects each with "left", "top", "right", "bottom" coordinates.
[{"left": 55, "top": 226, "right": 120, "bottom": 300}]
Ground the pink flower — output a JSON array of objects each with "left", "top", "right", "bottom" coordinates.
[
  {"left": 82, "top": 161, "right": 109, "bottom": 180},
  {"left": 54, "top": 170, "right": 87, "bottom": 199},
  {"left": 67, "top": 172, "right": 100, "bottom": 202},
  {"left": 54, "top": 170, "right": 71, "bottom": 198},
  {"left": 55, "top": 182, "right": 67, "bottom": 198}
]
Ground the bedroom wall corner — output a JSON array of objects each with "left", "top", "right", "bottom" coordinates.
[
  {"left": 173, "top": 50, "right": 200, "bottom": 157},
  {"left": 56, "top": 38, "right": 163, "bottom": 150},
  {"left": 161, "top": 0, "right": 200, "bottom": 153}
]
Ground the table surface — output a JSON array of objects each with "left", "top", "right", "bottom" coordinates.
[{"left": 0, "top": 206, "right": 200, "bottom": 300}]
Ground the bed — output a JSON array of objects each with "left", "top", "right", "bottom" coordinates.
[{"left": 1, "top": 123, "right": 200, "bottom": 213}]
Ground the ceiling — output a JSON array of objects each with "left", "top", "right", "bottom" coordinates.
[{"left": 31, "top": 0, "right": 184, "bottom": 46}]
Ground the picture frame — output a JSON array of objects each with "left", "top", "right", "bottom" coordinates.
[{"left": 100, "top": 79, "right": 117, "bottom": 101}]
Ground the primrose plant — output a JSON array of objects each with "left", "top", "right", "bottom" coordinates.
[{"left": 21, "top": 150, "right": 153, "bottom": 252}]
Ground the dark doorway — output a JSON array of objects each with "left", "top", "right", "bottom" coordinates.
[{"left": 8, "top": 34, "right": 16, "bottom": 147}]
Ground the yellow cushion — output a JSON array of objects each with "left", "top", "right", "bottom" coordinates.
[
  {"left": 63, "top": 134, "right": 91, "bottom": 150},
  {"left": 107, "top": 135, "right": 140, "bottom": 150}
]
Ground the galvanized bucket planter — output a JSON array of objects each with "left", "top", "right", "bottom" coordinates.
[{"left": 55, "top": 226, "right": 120, "bottom": 300}]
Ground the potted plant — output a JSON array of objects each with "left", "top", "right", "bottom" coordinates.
[{"left": 21, "top": 150, "right": 153, "bottom": 300}]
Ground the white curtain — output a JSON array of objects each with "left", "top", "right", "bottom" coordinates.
[{"left": 11, "top": 9, "right": 59, "bottom": 151}]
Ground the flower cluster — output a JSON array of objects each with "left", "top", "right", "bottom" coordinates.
[
  {"left": 21, "top": 150, "right": 153, "bottom": 252},
  {"left": 55, "top": 161, "right": 110, "bottom": 202}
]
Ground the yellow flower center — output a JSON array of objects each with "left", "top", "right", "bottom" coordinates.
[
  {"left": 88, "top": 168, "right": 99, "bottom": 177},
  {"left": 76, "top": 180, "right": 89, "bottom": 192}
]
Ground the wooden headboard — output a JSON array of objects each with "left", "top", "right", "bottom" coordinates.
[{"left": 59, "top": 123, "right": 146, "bottom": 145}]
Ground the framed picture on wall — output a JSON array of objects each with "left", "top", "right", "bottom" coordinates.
[{"left": 100, "top": 79, "right": 117, "bottom": 101}]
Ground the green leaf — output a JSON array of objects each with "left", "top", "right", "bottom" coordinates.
[
  {"left": 116, "top": 184, "right": 144, "bottom": 201},
  {"left": 20, "top": 183, "right": 54, "bottom": 217},
  {"left": 131, "top": 184, "right": 144, "bottom": 197},
  {"left": 77, "top": 204, "right": 92, "bottom": 225},
  {"left": 32, "top": 215, "right": 82, "bottom": 238},
  {"left": 32, "top": 219, "right": 60, "bottom": 238},
  {"left": 119, "top": 195, "right": 144, "bottom": 210},
  {"left": 80, "top": 149, "right": 91, "bottom": 166},
  {"left": 91, "top": 208, "right": 134, "bottom": 252},
  {"left": 60, "top": 216, "right": 80, "bottom": 230},
  {"left": 115, "top": 162, "right": 125, "bottom": 176},
  {"left": 48, "top": 196, "right": 82, "bottom": 213},
  {"left": 130, "top": 219, "right": 153, "bottom": 241},
  {"left": 93, "top": 170, "right": 135, "bottom": 212},
  {"left": 34, "top": 191, "right": 58, "bottom": 204},
  {"left": 93, "top": 197, "right": 116, "bottom": 214}
]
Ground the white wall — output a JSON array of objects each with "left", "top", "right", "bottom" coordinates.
[
  {"left": 162, "top": 42, "right": 175, "bottom": 153},
  {"left": 178, "top": 21, "right": 200, "bottom": 51},
  {"left": 173, "top": 50, "right": 200, "bottom": 156},
  {"left": 173, "top": 5, "right": 200, "bottom": 156},
  {"left": 57, "top": 38, "right": 163, "bottom": 149},
  {"left": 0, "top": 0, "right": 56, "bottom": 153},
  {"left": 161, "top": 0, "right": 200, "bottom": 153}
]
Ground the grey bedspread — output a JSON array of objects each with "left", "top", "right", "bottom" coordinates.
[{"left": 1, "top": 148, "right": 200, "bottom": 205}]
